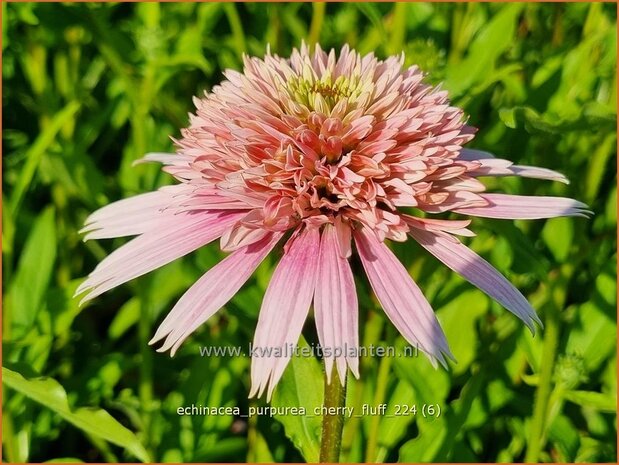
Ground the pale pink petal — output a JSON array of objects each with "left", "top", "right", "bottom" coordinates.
[
  {"left": 409, "top": 227, "right": 542, "bottom": 332},
  {"left": 509, "top": 165, "right": 569, "bottom": 184},
  {"left": 75, "top": 211, "right": 245, "bottom": 303},
  {"left": 314, "top": 225, "right": 359, "bottom": 385},
  {"left": 150, "top": 232, "right": 283, "bottom": 355},
  {"left": 458, "top": 148, "right": 496, "bottom": 161},
  {"left": 454, "top": 193, "right": 591, "bottom": 219},
  {"left": 354, "top": 227, "right": 453, "bottom": 366},
  {"left": 402, "top": 215, "right": 475, "bottom": 238},
  {"left": 250, "top": 227, "right": 320, "bottom": 400},
  {"left": 132, "top": 152, "right": 192, "bottom": 166},
  {"left": 334, "top": 215, "right": 352, "bottom": 258},
  {"left": 80, "top": 188, "right": 185, "bottom": 240},
  {"left": 460, "top": 148, "right": 569, "bottom": 183},
  {"left": 220, "top": 222, "right": 272, "bottom": 252}
]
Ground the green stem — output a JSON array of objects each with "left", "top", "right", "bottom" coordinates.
[
  {"left": 388, "top": 2, "right": 407, "bottom": 54},
  {"left": 138, "top": 287, "right": 154, "bottom": 457},
  {"left": 2, "top": 413, "right": 19, "bottom": 462},
  {"left": 525, "top": 301, "right": 560, "bottom": 462},
  {"left": 365, "top": 347, "right": 392, "bottom": 462},
  {"left": 319, "top": 366, "right": 347, "bottom": 463},
  {"left": 308, "top": 2, "right": 326, "bottom": 50},
  {"left": 224, "top": 3, "right": 247, "bottom": 56}
]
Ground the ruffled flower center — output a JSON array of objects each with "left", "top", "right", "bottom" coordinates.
[{"left": 176, "top": 45, "right": 487, "bottom": 244}]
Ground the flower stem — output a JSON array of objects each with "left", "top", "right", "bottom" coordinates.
[
  {"left": 224, "top": 3, "right": 247, "bottom": 56},
  {"left": 319, "top": 367, "right": 346, "bottom": 463},
  {"left": 525, "top": 302, "right": 559, "bottom": 462},
  {"left": 365, "top": 352, "right": 391, "bottom": 462},
  {"left": 137, "top": 285, "right": 154, "bottom": 458},
  {"left": 525, "top": 266, "right": 570, "bottom": 463},
  {"left": 308, "top": 2, "right": 326, "bottom": 50}
]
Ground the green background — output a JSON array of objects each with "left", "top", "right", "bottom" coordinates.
[{"left": 2, "top": 2, "right": 617, "bottom": 463}]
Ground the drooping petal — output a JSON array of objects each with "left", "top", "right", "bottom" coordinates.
[
  {"left": 150, "top": 232, "right": 284, "bottom": 355},
  {"left": 454, "top": 193, "right": 592, "bottom": 219},
  {"left": 250, "top": 227, "right": 320, "bottom": 400},
  {"left": 133, "top": 152, "right": 192, "bottom": 166},
  {"left": 508, "top": 165, "right": 568, "bottom": 183},
  {"left": 80, "top": 187, "right": 186, "bottom": 240},
  {"left": 75, "top": 210, "right": 245, "bottom": 303},
  {"left": 460, "top": 148, "right": 569, "bottom": 183},
  {"left": 353, "top": 227, "right": 453, "bottom": 366},
  {"left": 402, "top": 215, "right": 475, "bottom": 238},
  {"left": 408, "top": 227, "right": 542, "bottom": 332},
  {"left": 458, "top": 148, "right": 495, "bottom": 161},
  {"left": 314, "top": 224, "right": 359, "bottom": 385}
]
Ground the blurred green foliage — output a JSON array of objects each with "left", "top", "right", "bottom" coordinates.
[{"left": 2, "top": 2, "right": 617, "bottom": 463}]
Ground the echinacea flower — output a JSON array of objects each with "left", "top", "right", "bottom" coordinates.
[{"left": 77, "top": 44, "right": 590, "bottom": 399}]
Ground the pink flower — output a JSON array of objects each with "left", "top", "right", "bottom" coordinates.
[{"left": 77, "top": 44, "right": 590, "bottom": 399}]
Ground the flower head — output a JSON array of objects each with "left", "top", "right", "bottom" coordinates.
[{"left": 77, "top": 44, "right": 590, "bottom": 399}]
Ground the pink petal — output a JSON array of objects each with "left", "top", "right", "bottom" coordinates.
[
  {"left": 402, "top": 215, "right": 475, "bottom": 238},
  {"left": 458, "top": 148, "right": 496, "bottom": 161},
  {"left": 334, "top": 215, "right": 352, "bottom": 258},
  {"left": 133, "top": 151, "right": 192, "bottom": 166},
  {"left": 250, "top": 227, "right": 320, "bottom": 400},
  {"left": 454, "top": 193, "right": 591, "bottom": 219},
  {"left": 353, "top": 227, "right": 453, "bottom": 366},
  {"left": 80, "top": 188, "right": 185, "bottom": 240},
  {"left": 220, "top": 222, "right": 272, "bottom": 252},
  {"left": 75, "top": 211, "right": 245, "bottom": 303},
  {"left": 509, "top": 165, "right": 569, "bottom": 184},
  {"left": 409, "top": 227, "right": 543, "bottom": 331},
  {"left": 460, "top": 149, "right": 569, "bottom": 184},
  {"left": 314, "top": 225, "right": 359, "bottom": 385},
  {"left": 150, "top": 232, "right": 283, "bottom": 355}
]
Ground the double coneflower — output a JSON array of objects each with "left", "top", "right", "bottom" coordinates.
[{"left": 77, "top": 45, "right": 589, "bottom": 399}]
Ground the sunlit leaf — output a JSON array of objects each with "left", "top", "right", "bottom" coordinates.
[{"left": 2, "top": 367, "right": 151, "bottom": 462}]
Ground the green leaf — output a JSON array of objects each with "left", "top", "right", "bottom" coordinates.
[
  {"left": 584, "top": 132, "right": 616, "bottom": 203},
  {"left": 446, "top": 3, "right": 524, "bottom": 96},
  {"left": 2, "top": 367, "right": 151, "bottom": 462},
  {"left": 562, "top": 390, "right": 617, "bottom": 413},
  {"left": 9, "top": 101, "right": 81, "bottom": 215},
  {"left": 44, "top": 458, "right": 84, "bottom": 463},
  {"left": 548, "top": 415, "right": 580, "bottom": 462},
  {"left": 374, "top": 380, "right": 416, "bottom": 462},
  {"left": 108, "top": 298, "right": 140, "bottom": 340},
  {"left": 394, "top": 350, "right": 450, "bottom": 462},
  {"left": 567, "top": 302, "right": 616, "bottom": 371},
  {"left": 7, "top": 206, "right": 57, "bottom": 338},
  {"left": 542, "top": 217, "right": 574, "bottom": 262},
  {"left": 354, "top": 2, "right": 387, "bottom": 40},
  {"left": 437, "top": 290, "right": 488, "bottom": 375},
  {"left": 271, "top": 336, "right": 323, "bottom": 463},
  {"left": 247, "top": 431, "right": 275, "bottom": 463},
  {"left": 498, "top": 104, "right": 616, "bottom": 135}
]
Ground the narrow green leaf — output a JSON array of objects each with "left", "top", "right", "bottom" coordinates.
[
  {"left": 437, "top": 290, "right": 488, "bottom": 374},
  {"left": 10, "top": 101, "right": 81, "bottom": 215},
  {"left": 2, "top": 367, "right": 151, "bottom": 462},
  {"left": 271, "top": 336, "right": 323, "bottom": 462},
  {"left": 542, "top": 217, "right": 574, "bottom": 262},
  {"left": 374, "top": 380, "right": 416, "bottom": 462},
  {"left": 562, "top": 390, "right": 617, "bottom": 412},
  {"left": 355, "top": 2, "right": 387, "bottom": 40},
  {"left": 547, "top": 415, "right": 580, "bottom": 462},
  {"left": 7, "top": 206, "right": 57, "bottom": 338},
  {"left": 446, "top": 3, "right": 523, "bottom": 96}
]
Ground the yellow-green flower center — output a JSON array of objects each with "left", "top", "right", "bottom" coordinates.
[{"left": 287, "top": 73, "right": 365, "bottom": 112}]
